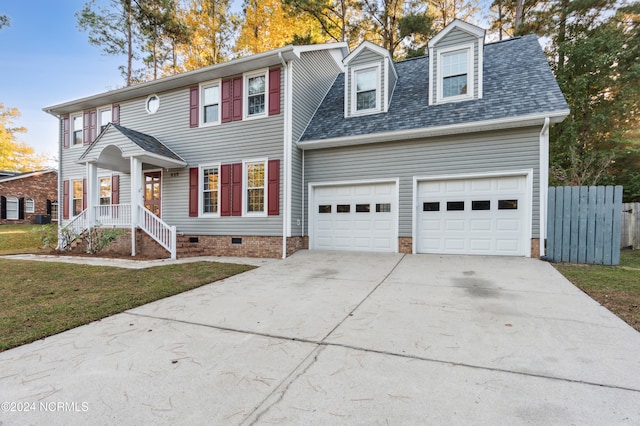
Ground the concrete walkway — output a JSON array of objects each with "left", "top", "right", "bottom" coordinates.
[{"left": 1, "top": 251, "right": 639, "bottom": 425}]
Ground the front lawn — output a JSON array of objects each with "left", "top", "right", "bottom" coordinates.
[
  {"left": 554, "top": 249, "right": 640, "bottom": 332},
  {"left": 0, "top": 224, "right": 56, "bottom": 255},
  {"left": 0, "top": 259, "right": 254, "bottom": 352}
]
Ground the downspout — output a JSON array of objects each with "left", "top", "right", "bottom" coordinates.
[
  {"left": 539, "top": 117, "right": 550, "bottom": 257},
  {"left": 56, "top": 116, "right": 63, "bottom": 249},
  {"left": 279, "top": 52, "right": 289, "bottom": 259}
]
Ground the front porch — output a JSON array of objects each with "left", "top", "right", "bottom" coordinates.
[{"left": 60, "top": 124, "right": 187, "bottom": 259}]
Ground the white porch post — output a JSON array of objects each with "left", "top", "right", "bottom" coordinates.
[
  {"left": 130, "top": 157, "right": 142, "bottom": 256},
  {"left": 86, "top": 162, "right": 98, "bottom": 228}
]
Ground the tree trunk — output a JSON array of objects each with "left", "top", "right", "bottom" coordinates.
[{"left": 515, "top": 0, "right": 524, "bottom": 35}]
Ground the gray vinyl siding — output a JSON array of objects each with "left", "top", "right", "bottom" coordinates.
[
  {"left": 303, "top": 127, "right": 541, "bottom": 238},
  {"left": 290, "top": 50, "right": 342, "bottom": 236},
  {"left": 431, "top": 28, "right": 480, "bottom": 103},
  {"left": 346, "top": 49, "right": 385, "bottom": 116},
  {"left": 60, "top": 75, "right": 285, "bottom": 236}
]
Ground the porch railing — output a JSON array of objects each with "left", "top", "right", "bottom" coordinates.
[
  {"left": 138, "top": 205, "right": 177, "bottom": 259},
  {"left": 58, "top": 209, "right": 88, "bottom": 250},
  {"left": 59, "top": 203, "right": 176, "bottom": 259},
  {"left": 94, "top": 204, "right": 132, "bottom": 227}
]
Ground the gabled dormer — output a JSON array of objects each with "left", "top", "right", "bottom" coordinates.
[
  {"left": 428, "top": 19, "right": 485, "bottom": 105},
  {"left": 343, "top": 41, "right": 397, "bottom": 117}
]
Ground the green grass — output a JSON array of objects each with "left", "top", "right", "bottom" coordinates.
[
  {"left": 0, "top": 224, "right": 56, "bottom": 255},
  {"left": 0, "top": 259, "right": 254, "bottom": 352},
  {"left": 554, "top": 250, "right": 640, "bottom": 332}
]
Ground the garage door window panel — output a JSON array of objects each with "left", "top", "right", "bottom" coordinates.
[
  {"left": 376, "top": 203, "right": 391, "bottom": 213},
  {"left": 423, "top": 202, "right": 440, "bottom": 212},
  {"left": 447, "top": 201, "right": 465, "bottom": 211},
  {"left": 472, "top": 200, "right": 490, "bottom": 210},
  {"left": 337, "top": 204, "right": 350, "bottom": 213},
  {"left": 318, "top": 205, "right": 331, "bottom": 213},
  {"left": 356, "top": 204, "right": 370, "bottom": 213},
  {"left": 499, "top": 199, "right": 518, "bottom": 210}
]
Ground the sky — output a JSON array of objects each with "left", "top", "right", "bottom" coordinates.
[
  {"left": 0, "top": 1, "right": 124, "bottom": 164},
  {"left": 0, "top": 1, "right": 495, "bottom": 166}
]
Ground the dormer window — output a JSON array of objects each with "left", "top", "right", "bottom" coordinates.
[
  {"left": 350, "top": 63, "right": 382, "bottom": 115},
  {"left": 356, "top": 68, "right": 377, "bottom": 111},
  {"left": 442, "top": 50, "right": 468, "bottom": 97},
  {"left": 436, "top": 44, "right": 474, "bottom": 103}
]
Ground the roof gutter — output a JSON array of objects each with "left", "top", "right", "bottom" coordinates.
[{"left": 298, "top": 110, "right": 570, "bottom": 150}]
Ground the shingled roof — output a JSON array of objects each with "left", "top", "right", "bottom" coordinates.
[
  {"left": 111, "top": 124, "right": 185, "bottom": 162},
  {"left": 299, "top": 35, "right": 568, "bottom": 145}
]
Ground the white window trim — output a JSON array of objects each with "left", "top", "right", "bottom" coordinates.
[
  {"left": 25, "top": 198, "right": 35, "bottom": 213},
  {"left": 98, "top": 106, "right": 112, "bottom": 133},
  {"left": 349, "top": 63, "right": 382, "bottom": 117},
  {"left": 71, "top": 178, "right": 84, "bottom": 217},
  {"left": 146, "top": 94, "right": 160, "bottom": 114},
  {"left": 243, "top": 68, "right": 269, "bottom": 120},
  {"left": 436, "top": 43, "right": 475, "bottom": 104},
  {"left": 199, "top": 80, "right": 221, "bottom": 127},
  {"left": 70, "top": 112, "right": 84, "bottom": 147},
  {"left": 6, "top": 196, "right": 19, "bottom": 220},
  {"left": 199, "top": 163, "right": 221, "bottom": 217},
  {"left": 242, "top": 158, "right": 268, "bottom": 217}
]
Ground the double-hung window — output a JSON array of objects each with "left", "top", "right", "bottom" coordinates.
[
  {"left": 99, "top": 108, "right": 112, "bottom": 133},
  {"left": 355, "top": 68, "right": 377, "bottom": 111},
  {"left": 437, "top": 45, "right": 474, "bottom": 102},
  {"left": 99, "top": 177, "right": 111, "bottom": 205},
  {"left": 201, "top": 82, "right": 220, "bottom": 125},
  {"left": 245, "top": 161, "right": 266, "bottom": 214},
  {"left": 6, "top": 197, "right": 18, "bottom": 220},
  {"left": 72, "top": 115, "right": 83, "bottom": 145},
  {"left": 25, "top": 198, "right": 34, "bottom": 213},
  {"left": 201, "top": 165, "right": 219, "bottom": 215},
  {"left": 72, "top": 180, "right": 83, "bottom": 216},
  {"left": 350, "top": 64, "right": 381, "bottom": 116},
  {"left": 245, "top": 70, "right": 267, "bottom": 118}
]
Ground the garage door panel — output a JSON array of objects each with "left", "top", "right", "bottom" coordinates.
[{"left": 417, "top": 176, "right": 527, "bottom": 256}]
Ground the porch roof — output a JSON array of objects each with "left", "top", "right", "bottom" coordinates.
[{"left": 78, "top": 124, "right": 187, "bottom": 171}]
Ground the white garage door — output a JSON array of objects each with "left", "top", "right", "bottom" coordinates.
[
  {"left": 312, "top": 182, "right": 397, "bottom": 252},
  {"left": 416, "top": 176, "right": 528, "bottom": 256}
]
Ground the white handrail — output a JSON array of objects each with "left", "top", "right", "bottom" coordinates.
[
  {"left": 58, "top": 209, "right": 88, "bottom": 250},
  {"left": 138, "top": 205, "right": 177, "bottom": 259}
]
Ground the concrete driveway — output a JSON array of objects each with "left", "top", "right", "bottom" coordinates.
[{"left": 1, "top": 251, "right": 639, "bottom": 425}]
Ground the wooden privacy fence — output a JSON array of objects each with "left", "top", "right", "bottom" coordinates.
[
  {"left": 621, "top": 202, "right": 640, "bottom": 249},
  {"left": 547, "top": 186, "right": 623, "bottom": 265}
]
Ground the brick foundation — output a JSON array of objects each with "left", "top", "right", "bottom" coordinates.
[
  {"left": 398, "top": 237, "right": 412, "bottom": 254},
  {"left": 531, "top": 238, "right": 540, "bottom": 258}
]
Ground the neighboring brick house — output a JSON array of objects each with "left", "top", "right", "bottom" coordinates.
[{"left": 0, "top": 170, "right": 58, "bottom": 225}]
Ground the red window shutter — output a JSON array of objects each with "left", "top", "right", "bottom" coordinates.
[
  {"left": 189, "top": 86, "right": 199, "bottom": 128},
  {"left": 268, "top": 159, "right": 280, "bottom": 215},
  {"left": 82, "top": 178, "right": 87, "bottom": 210},
  {"left": 221, "top": 79, "right": 232, "bottom": 123},
  {"left": 232, "top": 77, "right": 243, "bottom": 121},
  {"left": 112, "top": 104, "right": 120, "bottom": 124},
  {"left": 89, "top": 109, "right": 97, "bottom": 142},
  {"left": 189, "top": 167, "right": 199, "bottom": 217},
  {"left": 63, "top": 116, "right": 70, "bottom": 148},
  {"left": 83, "top": 111, "right": 91, "bottom": 144},
  {"left": 269, "top": 68, "right": 281, "bottom": 116},
  {"left": 63, "top": 180, "right": 70, "bottom": 219},
  {"left": 231, "top": 162, "right": 243, "bottom": 216},
  {"left": 112, "top": 174, "right": 120, "bottom": 204},
  {"left": 220, "top": 164, "right": 231, "bottom": 216}
]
